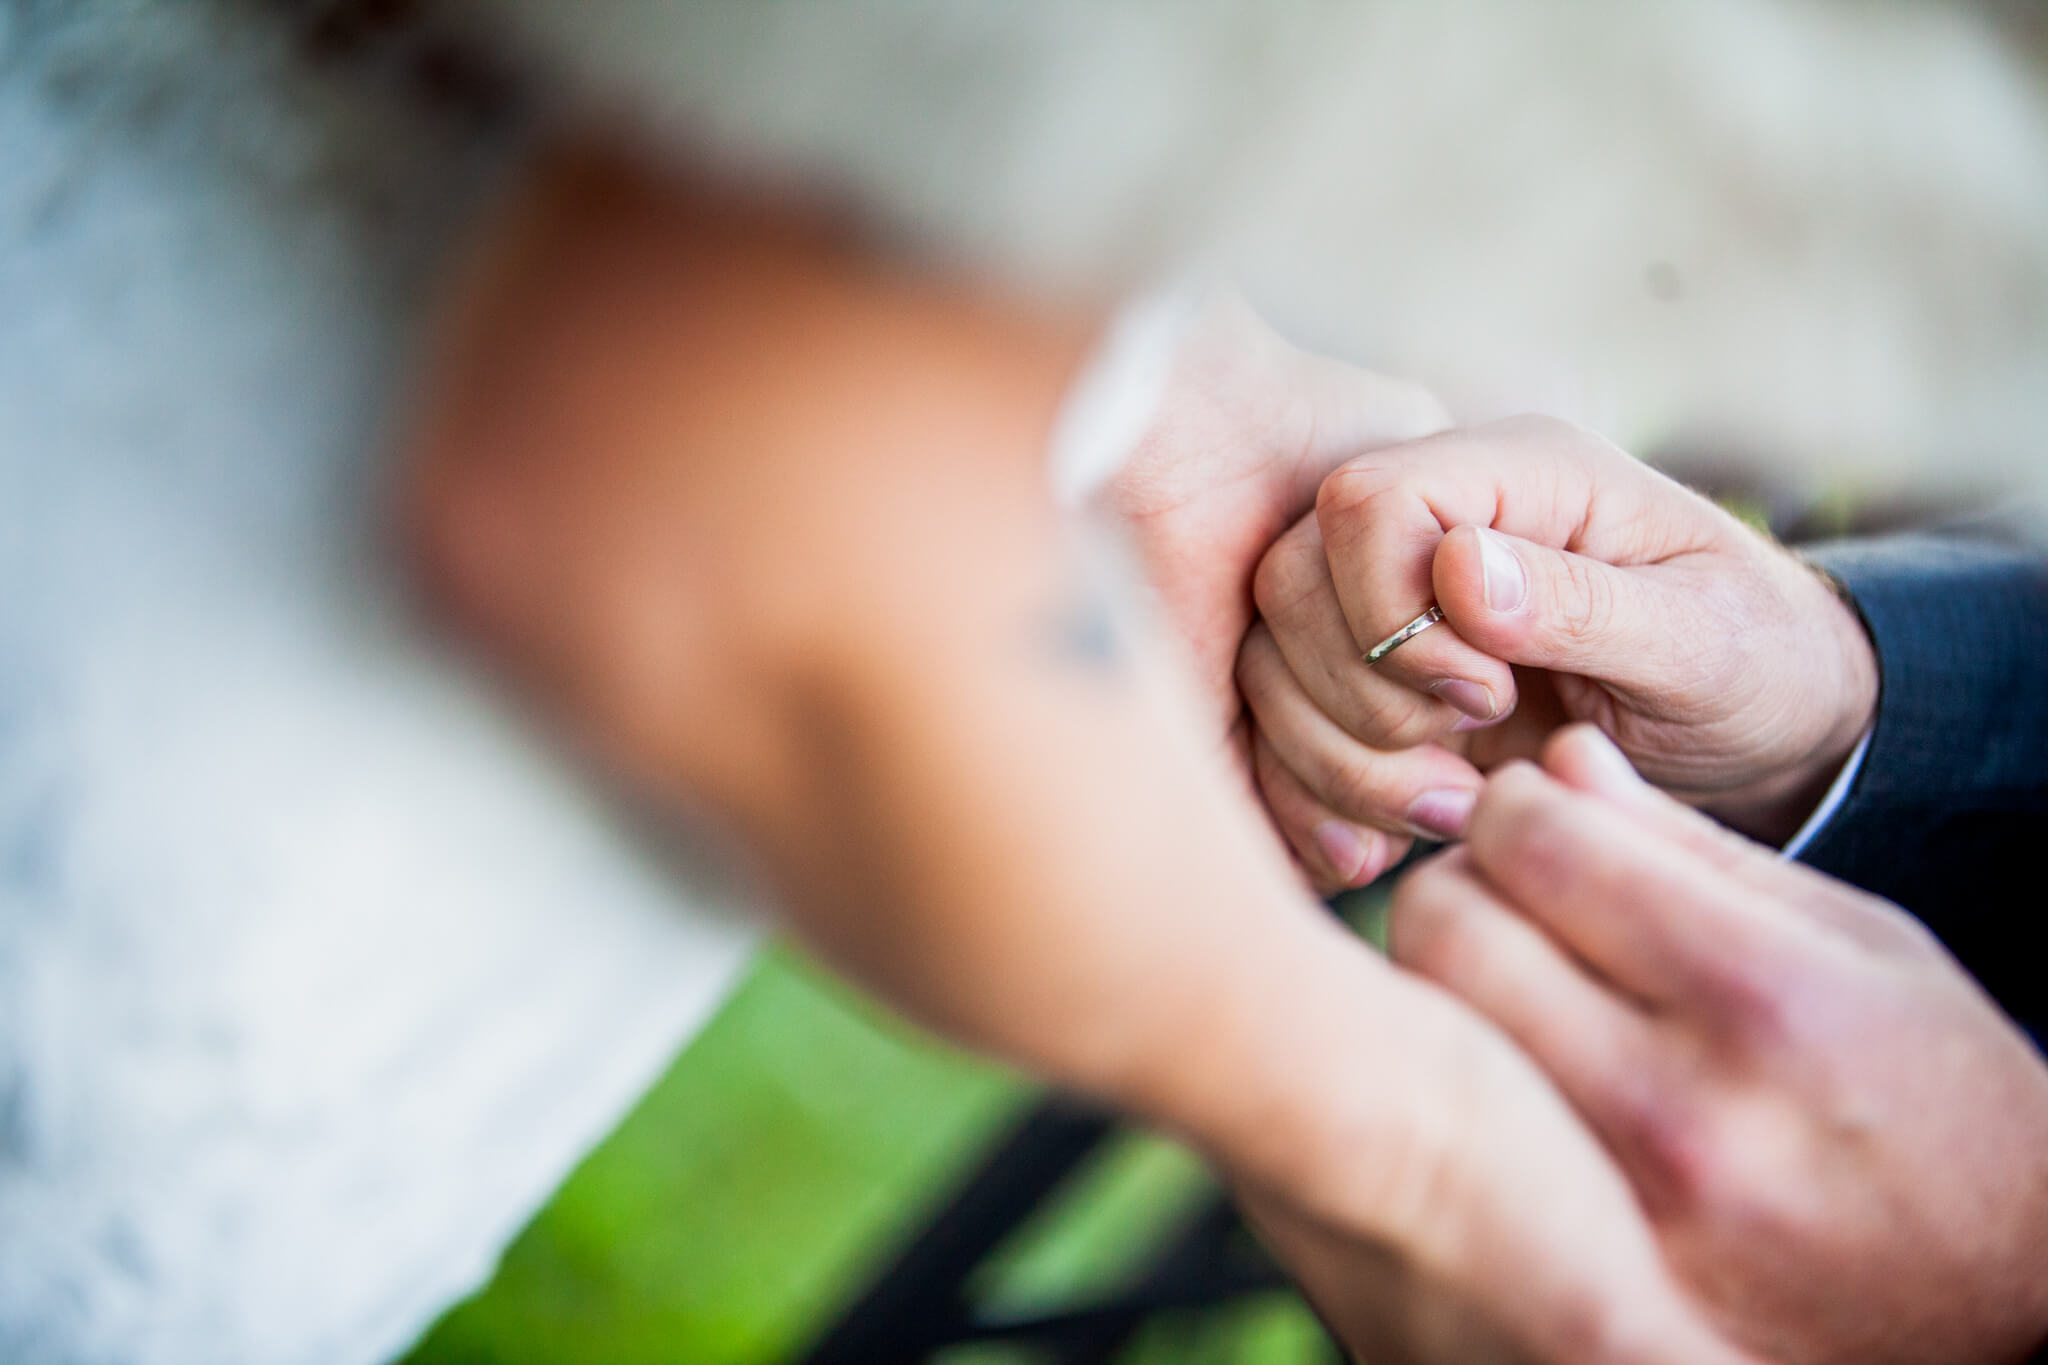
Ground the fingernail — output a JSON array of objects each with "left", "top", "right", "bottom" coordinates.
[
  {"left": 1313, "top": 820, "right": 1371, "bottom": 883},
  {"left": 1575, "top": 727, "right": 1645, "bottom": 792},
  {"left": 1429, "top": 678, "right": 1497, "bottom": 722},
  {"left": 1406, "top": 788, "right": 1478, "bottom": 840},
  {"left": 1476, "top": 527, "right": 1527, "bottom": 613}
]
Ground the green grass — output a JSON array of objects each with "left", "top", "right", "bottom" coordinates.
[
  {"left": 400, "top": 943, "right": 1339, "bottom": 1364},
  {"left": 402, "top": 947, "right": 1026, "bottom": 1363}
]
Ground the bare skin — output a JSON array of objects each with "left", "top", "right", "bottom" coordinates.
[
  {"left": 1392, "top": 726, "right": 2048, "bottom": 1365},
  {"left": 1091, "top": 288, "right": 1451, "bottom": 888},
  {"left": 1242, "top": 416, "right": 1879, "bottom": 889},
  {"left": 1094, "top": 288, "right": 1451, "bottom": 763},
  {"left": 399, "top": 145, "right": 1749, "bottom": 1364},
  {"left": 1129, "top": 309, "right": 2048, "bottom": 1360}
]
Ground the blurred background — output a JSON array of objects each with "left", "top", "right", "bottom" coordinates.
[
  {"left": 400, "top": 942, "right": 1346, "bottom": 1364},
  {"left": 4, "top": 1, "right": 2046, "bottom": 1362}
]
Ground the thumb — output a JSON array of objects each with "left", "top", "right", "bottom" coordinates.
[{"left": 1432, "top": 524, "right": 1691, "bottom": 696}]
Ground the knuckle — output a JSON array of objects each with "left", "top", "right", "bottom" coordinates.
[
  {"left": 1471, "top": 767, "right": 1575, "bottom": 881},
  {"left": 1555, "top": 552, "right": 1616, "bottom": 647},
  {"left": 1382, "top": 700, "right": 1450, "bottom": 750},
  {"left": 1607, "top": 1071, "right": 1798, "bottom": 1246},
  {"left": 1251, "top": 541, "right": 1318, "bottom": 621},
  {"left": 1546, "top": 1287, "right": 1639, "bottom": 1365},
  {"left": 1507, "top": 824, "right": 1581, "bottom": 905},
  {"left": 1387, "top": 875, "right": 1466, "bottom": 978},
  {"left": 1608, "top": 1069, "right": 1722, "bottom": 1217},
  {"left": 1346, "top": 676, "right": 1438, "bottom": 748},
  {"left": 1315, "top": 459, "right": 1398, "bottom": 528},
  {"left": 1650, "top": 1097, "right": 1801, "bottom": 1247},
  {"left": 1710, "top": 957, "right": 1799, "bottom": 1049},
  {"left": 1315, "top": 748, "right": 1393, "bottom": 823},
  {"left": 1661, "top": 920, "right": 1800, "bottom": 1045}
]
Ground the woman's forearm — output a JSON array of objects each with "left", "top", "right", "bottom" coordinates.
[
  {"left": 726, "top": 521, "right": 1435, "bottom": 1190},
  {"left": 401, "top": 141, "right": 1450, "bottom": 1235}
]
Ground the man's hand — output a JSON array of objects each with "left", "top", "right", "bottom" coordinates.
[
  {"left": 1094, "top": 290, "right": 1448, "bottom": 767},
  {"left": 1239, "top": 415, "right": 1878, "bottom": 889},
  {"left": 1230, "top": 967, "right": 1761, "bottom": 1365},
  {"left": 1390, "top": 726, "right": 2048, "bottom": 1365}
]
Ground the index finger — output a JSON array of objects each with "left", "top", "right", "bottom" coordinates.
[{"left": 1463, "top": 761, "right": 1796, "bottom": 1015}]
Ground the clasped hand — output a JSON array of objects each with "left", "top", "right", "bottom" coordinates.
[
  {"left": 1102, "top": 295, "right": 1879, "bottom": 893},
  {"left": 406, "top": 151, "right": 2047, "bottom": 1363},
  {"left": 1104, "top": 297, "right": 2048, "bottom": 1362},
  {"left": 1241, "top": 414, "right": 1879, "bottom": 890}
]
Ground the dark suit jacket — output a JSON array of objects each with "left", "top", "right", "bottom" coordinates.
[{"left": 1797, "top": 536, "right": 2048, "bottom": 1030}]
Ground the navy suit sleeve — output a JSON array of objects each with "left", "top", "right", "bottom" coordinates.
[{"left": 1796, "top": 536, "right": 2048, "bottom": 1025}]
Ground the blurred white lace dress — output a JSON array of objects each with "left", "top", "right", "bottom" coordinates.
[{"left": 0, "top": 9, "right": 758, "bottom": 1363}]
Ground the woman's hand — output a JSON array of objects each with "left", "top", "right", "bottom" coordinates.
[
  {"left": 1240, "top": 415, "right": 1878, "bottom": 890},
  {"left": 1092, "top": 289, "right": 1449, "bottom": 773},
  {"left": 1391, "top": 726, "right": 2048, "bottom": 1364}
]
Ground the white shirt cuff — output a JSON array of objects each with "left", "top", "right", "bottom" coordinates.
[{"left": 1780, "top": 726, "right": 1874, "bottom": 861}]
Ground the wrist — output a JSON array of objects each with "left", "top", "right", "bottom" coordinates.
[{"left": 1135, "top": 925, "right": 1483, "bottom": 1244}]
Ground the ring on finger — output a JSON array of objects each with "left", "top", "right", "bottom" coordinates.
[{"left": 1364, "top": 605, "right": 1444, "bottom": 665}]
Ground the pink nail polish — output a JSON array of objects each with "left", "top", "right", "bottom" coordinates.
[
  {"left": 1429, "top": 678, "right": 1496, "bottom": 722},
  {"left": 1313, "top": 820, "right": 1371, "bottom": 883},
  {"left": 1406, "top": 788, "right": 1478, "bottom": 840}
]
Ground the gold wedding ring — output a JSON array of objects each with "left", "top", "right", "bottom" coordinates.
[{"left": 1365, "top": 605, "right": 1444, "bottom": 665}]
